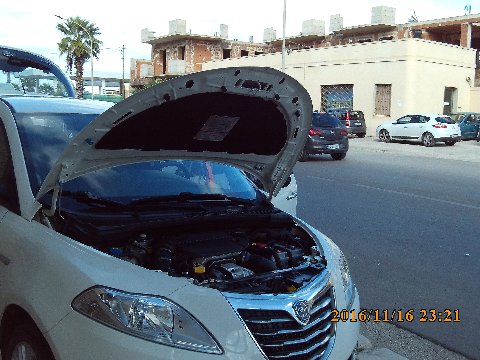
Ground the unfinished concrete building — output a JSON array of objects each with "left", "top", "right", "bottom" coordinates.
[{"left": 131, "top": 7, "right": 480, "bottom": 91}]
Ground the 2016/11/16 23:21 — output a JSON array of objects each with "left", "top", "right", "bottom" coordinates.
[{"left": 331, "top": 309, "right": 461, "bottom": 323}]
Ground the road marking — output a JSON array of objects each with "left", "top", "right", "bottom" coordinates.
[{"left": 306, "top": 175, "right": 480, "bottom": 211}]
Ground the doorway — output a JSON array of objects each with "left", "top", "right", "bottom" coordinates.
[{"left": 443, "top": 87, "right": 457, "bottom": 115}]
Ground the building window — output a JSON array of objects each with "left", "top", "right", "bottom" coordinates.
[
  {"left": 240, "top": 50, "right": 249, "bottom": 57},
  {"left": 375, "top": 84, "right": 391, "bottom": 116},
  {"left": 178, "top": 46, "right": 185, "bottom": 60},
  {"left": 320, "top": 84, "right": 353, "bottom": 111}
]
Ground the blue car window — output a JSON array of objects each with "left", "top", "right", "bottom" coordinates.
[{"left": 312, "top": 113, "right": 341, "bottom": 128}]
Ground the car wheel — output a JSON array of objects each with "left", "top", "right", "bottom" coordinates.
[
  {"left": 331, "top": 153, "right": 346, "bottom": 160},
  {"left": 4, "top": 321, "right": 54, "bottom": 360},
  {"left": 445, "top": 140, "right": 456, "bottom": 146},
  {"left": 378, "top": 129, "right": 391, "bottom": 142},
  {"left": 357, "top": 133, "right": 366, "bottom": 138},
  {"left": 298, "top": 149, "right": 309, "bottom": 162},
  {"left": 422, "top": 132, "right": 435, "bottom": 147}
]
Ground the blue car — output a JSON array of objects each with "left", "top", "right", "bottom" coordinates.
[{"left": 451, "top": 112, "right": 480, "bottom": 140}]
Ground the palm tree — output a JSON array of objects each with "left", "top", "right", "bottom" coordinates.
[{"left": 56, "top": 16, "right": 102, "bottom": 98}]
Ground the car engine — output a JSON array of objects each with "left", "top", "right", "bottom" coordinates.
[{"left": 55, "top": 211, "right": 326, "bottom": 294}]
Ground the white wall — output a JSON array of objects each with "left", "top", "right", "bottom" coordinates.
[
  {"left": 203, "top": 39, "right": 477, "bottom": 132},
  {"left": 469, "top": 87, "right": 480, "bottom": 112}
]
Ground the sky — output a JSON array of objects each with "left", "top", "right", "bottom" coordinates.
[{"left": 0, "top": 0, "right": 477, "bottom": 78}]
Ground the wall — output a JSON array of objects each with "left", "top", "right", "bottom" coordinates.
[
  {"left": 470, "top": 87, "right": 480, "bottom": 111},
  {"left": 203, "top": 39, "right": 476, "bottom": 132},
  {"left": 149, "top": 39, "right": 268, "bottom": 76}
]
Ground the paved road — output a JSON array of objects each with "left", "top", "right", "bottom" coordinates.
[{"left": 293, "top": 137, "right": 480, "bottom": 359}]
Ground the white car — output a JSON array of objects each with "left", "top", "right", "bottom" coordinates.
[
  {"left": 376, "top": 113, "right": 461, "bottom": 147},
  {"left": 0, "top": 47, "right": 359, "bottom": 360}
]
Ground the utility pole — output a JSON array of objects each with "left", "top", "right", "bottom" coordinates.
[{"left": 121, "top": 45, "right": 126, "bottom": 99}]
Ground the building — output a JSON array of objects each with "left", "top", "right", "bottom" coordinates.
[
  {"left": 204, "top": 38, "right": 478, "bottom": 127},
  {"left": 131, "top": 21, "right": 269, "bottom": 88},
  {"left": 131, "top": 7, "right": 480, "bottom": 132}
]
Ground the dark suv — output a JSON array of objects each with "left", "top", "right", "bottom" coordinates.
[{"left": 327, "top": 108, "right": 366, "bottom": 138}]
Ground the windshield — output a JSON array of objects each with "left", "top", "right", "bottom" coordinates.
[
  {"left": 15, "top": 112, "right": 258, "bottom": 204},
  {"left": 0, "top": 47, "right": 73, "bottom": 97}
]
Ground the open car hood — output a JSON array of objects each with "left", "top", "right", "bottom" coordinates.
[{"left": 37, "top": 67, "right": 312, "bottom": 202}]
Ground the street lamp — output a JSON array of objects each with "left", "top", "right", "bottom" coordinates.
[
  {"left": 282, "top": 0, "right": 286, "bottom": 73},
  {"left": 55, "top": 15, "right": 94, "bottom": 99}
]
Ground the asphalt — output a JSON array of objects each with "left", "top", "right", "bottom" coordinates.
[{"left": 350, "top": 134, "right": 476, "bottom": 360}]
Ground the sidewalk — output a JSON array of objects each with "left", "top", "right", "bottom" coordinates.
[{"left": 357, "top": 321, "right": 470, "bottom": 360}]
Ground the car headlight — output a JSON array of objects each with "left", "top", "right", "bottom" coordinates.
[
  {"left": 72, "top": 286, "right": 222, "bottom": 354},
  {"left": 339, "top": 252, "right": 355, "bottom": 310}
]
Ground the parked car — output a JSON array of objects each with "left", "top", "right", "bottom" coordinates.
[
  {"left": 0, "top": 48, "right": 359, "bottom": 360},
  {"left": 376, "top": 113, "right": 461, "bottom": 147},
  {"left": 299, "top": 112, "right": 349, "bottom": 161},
  {"left": 326, "top": 108, "right": 366, "bottom": 138},
  {"left": 450, "top": 112, "right": 480, "bottom": 140}
]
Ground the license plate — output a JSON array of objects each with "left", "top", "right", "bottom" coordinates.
[
  {"left": 354, "top": 122, "right": 362, "bottom": 126},
  {"left": 327, "top": 144, "right": 340, "bottom": 149}
]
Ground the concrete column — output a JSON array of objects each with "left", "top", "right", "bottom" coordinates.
[{"left": 460, "top": 23, "right": 472, "bottom": 47}]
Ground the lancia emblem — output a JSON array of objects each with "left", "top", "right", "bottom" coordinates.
[{"left": 292, "top": 299, "right": 311, "bottom": 326}]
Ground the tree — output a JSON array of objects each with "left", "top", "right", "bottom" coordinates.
[{"left": 56, "top": 16, "right": 102, "bottom": 98}]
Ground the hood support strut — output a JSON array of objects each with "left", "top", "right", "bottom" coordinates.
[{"left": 42, "top": 185, "right": 60, "bottom": 217}]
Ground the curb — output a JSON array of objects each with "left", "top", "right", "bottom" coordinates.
[
  {"left": 357, "top": 334, "right": 409, "bottom": 360},
  {"left": 357, "top": 348, "right": 409, "bottom": 360}
]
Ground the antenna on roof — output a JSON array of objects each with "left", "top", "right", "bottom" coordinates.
[
  {"left": 408, "top": 11, "right": 418, "bottom": 22},
  {"left": 464, "top": 5, "right": 472, "bottom": 15}
]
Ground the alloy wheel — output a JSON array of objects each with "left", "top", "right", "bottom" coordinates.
[
  {"left": 379, "top": 129, "right": 390, "bottom": 142},
  {"left": 422, "top": 133, "right": 435, "bottom": 147}
]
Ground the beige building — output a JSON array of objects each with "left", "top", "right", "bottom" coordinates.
[{"left": 203, "top": 38, "right": 479, "bottom": 132}]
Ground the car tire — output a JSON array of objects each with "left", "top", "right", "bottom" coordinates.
[
  {"left": 357, "top": 133, "right": 366, "bottom": 138},
  {"left": 3, "top": 320, "right": 54, "bottom": 360},
  {"left": 331, "top": 153, "right": 346, "bottom": 160},
  {"left": 378, "top": 129, "right": 391, "bottom": 143},
  {"left": 422, "top": 132, "right": 435, "bottom": 147},
  {"left": 444, "top": 140, "right": 456, "bottom": 146},
  {"left": 298, "top": 149, "right": 309, "bottom": 162}
]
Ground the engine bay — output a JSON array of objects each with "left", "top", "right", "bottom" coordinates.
[{"left": 52, "top": 211, "right": 326, "bottom": 294}]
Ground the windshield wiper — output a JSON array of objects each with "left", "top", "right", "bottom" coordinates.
[
  {"left": 60, "top": 190, "right": 126, "bottom": 208},
  {"left": 128, "top": 192, "right": 257, "bottom": 207}
]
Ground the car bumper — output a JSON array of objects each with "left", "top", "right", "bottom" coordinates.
[
  {"left": 47, "top": 310, "right": 261, "bottom": 360},
  {"left": 47, "top": 291, "right": 359, "bottom": 360},
  {"left": 436, "top": 135, "right": 461, "bottom": 142},
  {"left": 328, "top": 287, "right": 361, "bottom": 360},
  {"left": 346, "top": 125, "right": 366, "bottom": 135},
  {"left": 305, "top": 137, "right": 349, "bottom": 155}
]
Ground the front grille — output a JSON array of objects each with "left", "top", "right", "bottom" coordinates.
[{"left": 237, "top": 287, "right": 335, "bottom": 360}]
